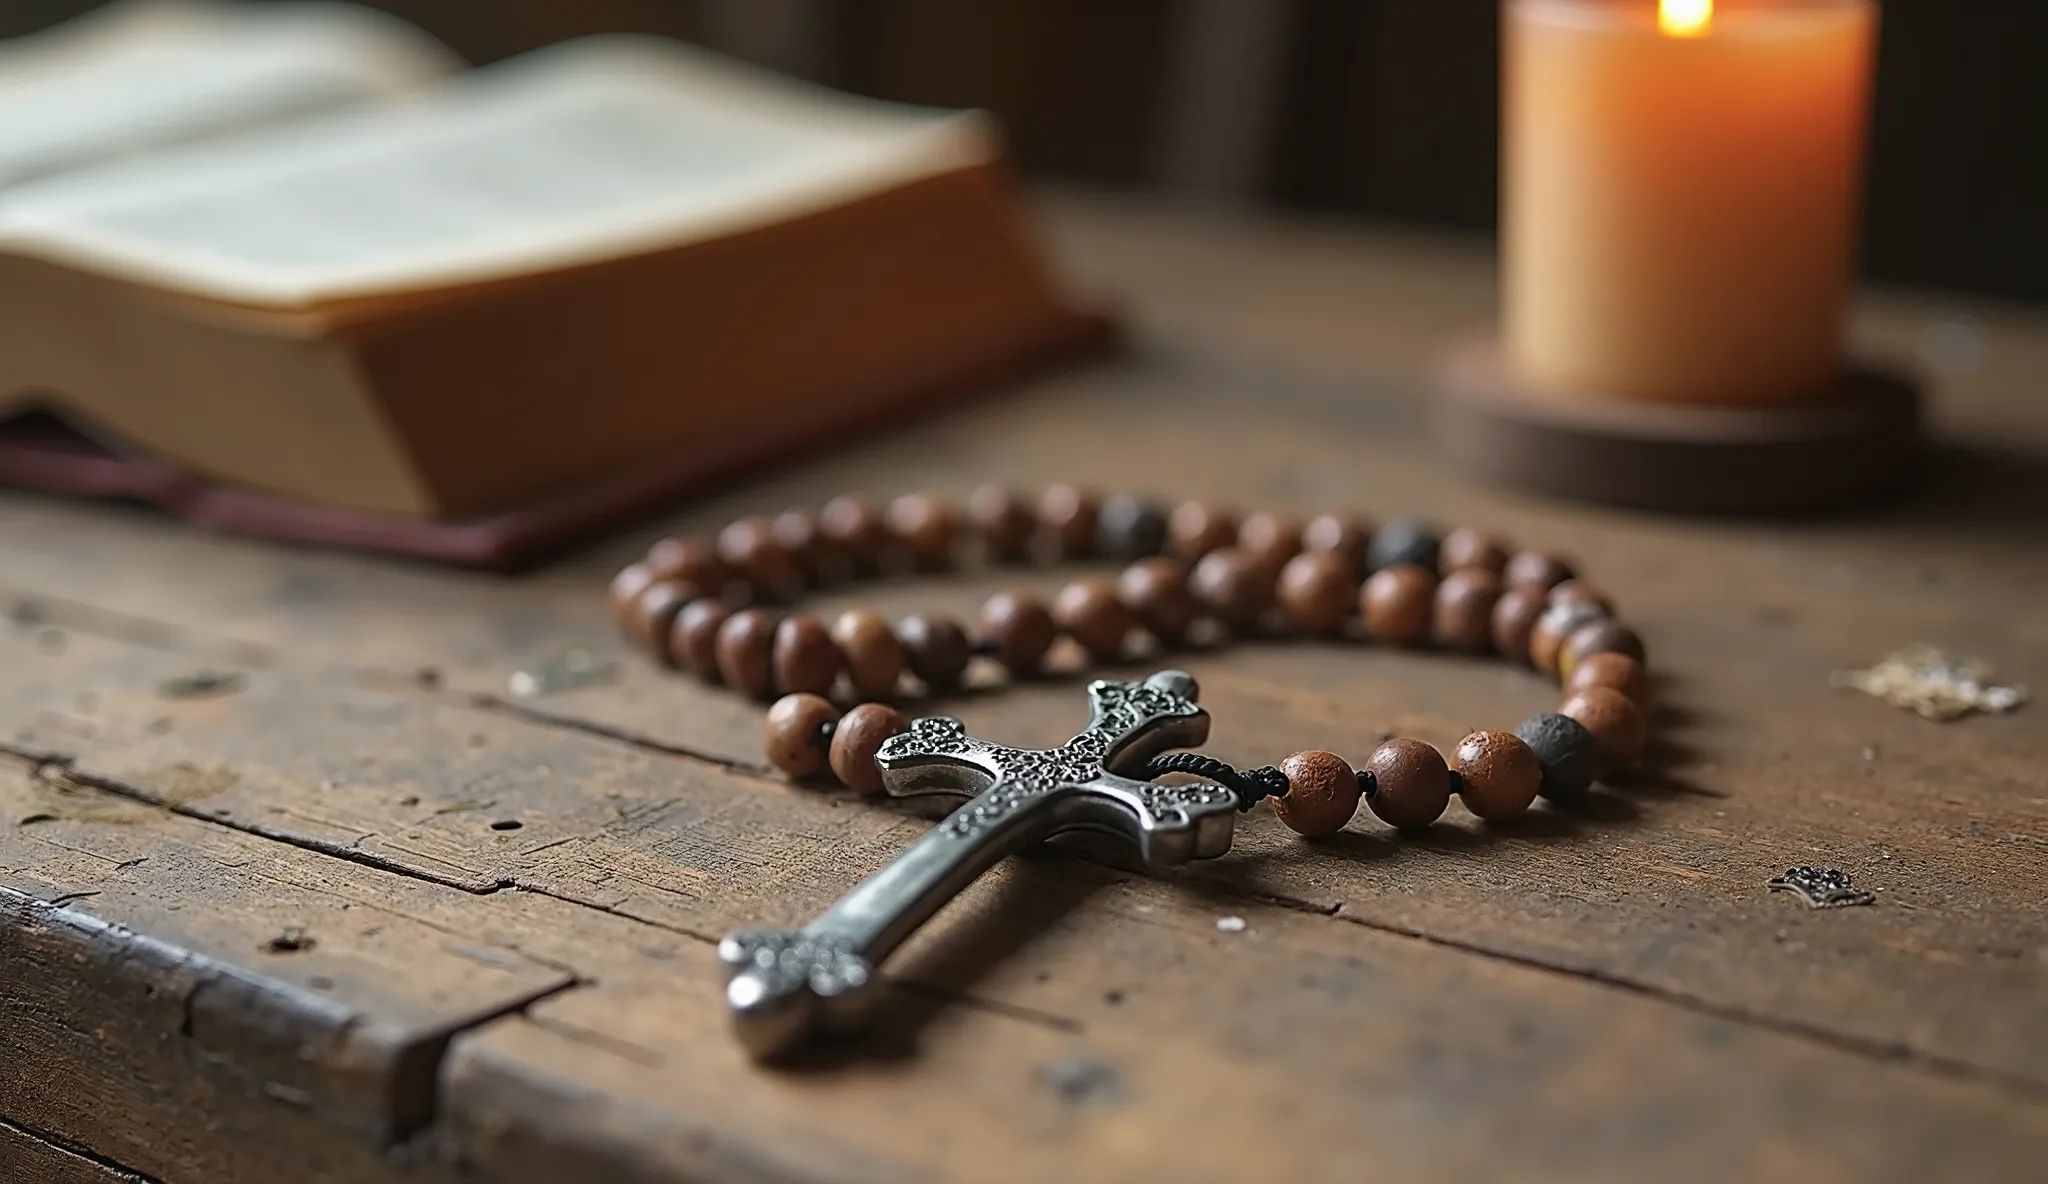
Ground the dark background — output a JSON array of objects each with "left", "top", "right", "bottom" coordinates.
[{"left": 11, "top": 1, "right": 2045, "bottom": 303}]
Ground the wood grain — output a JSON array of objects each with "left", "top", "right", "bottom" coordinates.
[{"left": 2, "top": 192, "right": 2046, "bottom": 1181}]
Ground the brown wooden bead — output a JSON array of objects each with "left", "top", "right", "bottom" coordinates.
[
  {"left": 1276, "top": 550, "right": 1357, "bottom": 634},
  {"left": 1301, "top": 513, "right": 1372, "bottom": 577},
  {"left": 1238, "top": 511, "right": 1303, "bottom": 573},
  {"left": 714, "top": 608, "right": 777, "bottom": 698},
  {"left": 1052, "top": 578, "right": 1133, "bottom": 661},
  {"left": 771, "top": 510, "right": 835, "bottom": 583},
  {"left": 980, "top": 591, "right": 1056, "bottom": 676},
  {"left": 643, "top": 536, "right": 726, "bottom": 590},
  {"left": 966, "top": 485, "right": 1035, "bottom": 562},
  {"left": 1038, "top": 483, "right": 1100, "bottom": 559},
  {"left": 1504, "top": 550, "right": 1575, "bottom": 593},
  {"left": 897, "top": 614, "right": 972, "bottom": 694},
  {"left": 1440, "top": 527, "right": 1511, "bottom": 577},
  {"left": 1558, "top": 620, "right": 1648, "bottom": 684},
  {"left": 1453, "top": 730, "right": 1542, "bottom": 821},
  {"left": 625, "top": 580, "right": 698, "bottom": 662},
  {"left": 1190, "top": 547, "right": 1272, "bottom": 632},
  {"left": 1561, "top": 686, "right": 1648, "bottom": 774},
  {"left": 1547, "top": 579, "right": 1614, "bottom": 615},
  {"left": 1364, "top": 738, "right": 1452, "bottom": 830},
  {"left": 1273, "top": 750, "right": 1361, "bottom": 837},
  {"left": 763, "top": 693, "right": 838, "bottom": 780},
  {"left": 772, "top": 615, "right": 841, "bottom": 698},
  {"left": 1566, "top": 651, "right": 1652, "bottom": 710},
  {"left": 1432, "top": 567, "right": 1502, "bottom": 652},
  {"left": 608, "top": 562, "right": 659, "bottom": 629},
  {"left": 830, "top": 703, "right": 910, "bottom": 795},
  {"left": 1490, "top": 585, "right": 1548, "bottom": 664},
  {"left": 818, "top": 495, "right": 887, "bottom": 573},
  {"left": 1360, "top": 563, "right": 1437, "bottom": 644},
  {"left": 1117, "top": 558, "right": 1199, "bottom": 644},
  {"left": 1530, "top": 601, "right": 1608, "bottom": 677},
  {"left": 717, "top": 517, "right": 802, "bottom": 602},
  {"left": 831, "top": 609, "right": 905, "bottom": 699},
  {"left": 886, "top": 493, "right": 956, "bottom": 570},
  {"left": 669, "top": 599, "right": 730, "bottom": 681},
  {"left": 1168, "top": 501, "right": 1238, "bottom": 560}
]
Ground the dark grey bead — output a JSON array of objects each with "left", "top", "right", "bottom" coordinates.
[
  {"left": 1098, "top": 494, "right": 1168, "bottom": 560},
  {"left": 1516, "top": 712, "right": 1602, "bottom": 802},
  {"left": 1367, "top": 520, "right": 1440, "bottom": 573}
]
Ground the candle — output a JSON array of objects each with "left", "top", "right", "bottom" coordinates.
[{"left": 1504, "top": 0, "right": 1877, "bottom": 404}]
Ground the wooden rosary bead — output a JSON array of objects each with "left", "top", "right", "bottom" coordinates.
[
  {"left": 831, "top": 609, "right": 905, "bottom": 699},
  {"left": 718, "top": 517, "right": 802, "bottom": 602},
  {"left": 1529, "top": 601, "right": 1608, "bottom": 677},
  {"left": 1558, "top": 620, "right": 1647, "bottom": 682},
  {"left": 714, "top": 608, "right": 778, "bottom": 698},
  {"left": 1364, "top": 738, "right": 1452, "bottom": 830},
  {"left": 966, "top": 485, "right": 1036, "bottom": 562},
  {"left": 1053, "top": 578, "right": 1133, "bottom": 661},
  {"left": 1276, "top": 550, "right": 1357, "bottom": 635},
  {"left": 625, "top": 580, "right": 698, "bottom": 662},
  {"left": 1168, "top": 501, "right": 1238, "bottom": 559},
  {"left": 772, "top": 614, "right": 842, "bottom": 698},
  {"left": 1273, "top": 750, "right": 1361, "bottom": 837},
  {"left": 1547, "top": 579, "right": 1613, "bottom": 615},
  {"left": 763, "top": 693, "right": 838, "bottom": 780},
  {"left": 1097, "top": 493, "right": 1168, "bottom": 560},
  {"left": 897, "top": 614, "right": 972, "bottom": 694},
  {"left": 830, "top": 703, "right": 910, "bottom": 795},
  {"left": 1238, "top": 511, "right": 1303, "bottom": 574},
  {"left": 1515, "top": 712, "right": 1602, "bottom": 802},
  {"left": 1566, "top": 651, "right": 1652, "bottom": 710},
  {"left": 980, "top": 591, "right": 1057, "bottom": 676},
  {"left": 886, "top": 493, "right": 958, "bottom": 570},
  {"left": 771, "top": 510, "right": 832, "bottom": 583},
  {"left": 1490, "top": 585, "right": 1548, "bottom": 664},
  {"left": 818, "top": 495, "right": 887, "bottom": 573},
  {"left": 1439, "top": 527, "right": 1511, "bottom": 578},
  {"left": 1301, "top": 512, "right": 1372, "bottom": 577},
  {"left": 608, "top": 562, "right": 659, "bottom": 628},
  {"left": 1504, "top": 551, "right": 1575, "bottom": 593},
  {"left": 1038, "top": 483, "right": 1100, "bottom": 559},
  {"left": 1452, "top": 730, "right": 1542, "bottom": 821},
  {"left": 1117, "top": 558, "right": 1199, "bottom": 644},
  {"left": 1432, "top": 567, "right": 1503, "bottom": 653},
  {"left": 1560, "top": 686, "right": 1648, "bottom": 774},
  {"left": 1367, "top": 520, "right": 1441, "bottom": 574},
  {"left": 644, "top": 535, "right": 726, "bottom": 590},
  {"left": 1361, "top": 563, "right": 1437, "bottom": 644},
  {"left": 670, "top": 599, "right": 730, "bottom": 681},
  {"left": 1190, "top": 547, "right": 1272, "bottom": 632}
]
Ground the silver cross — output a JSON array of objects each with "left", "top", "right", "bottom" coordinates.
[{"left": 718, "top": 670, "right": 1238, "bottom": 1059}]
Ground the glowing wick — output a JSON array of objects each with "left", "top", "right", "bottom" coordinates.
[{"left": 1659, "top": 0, "right": 1713, "bottom": 38}]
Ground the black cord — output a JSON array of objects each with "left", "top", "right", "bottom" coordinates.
[{"left": 1139, "top": 752, "right": 1290, "bottom": 811}]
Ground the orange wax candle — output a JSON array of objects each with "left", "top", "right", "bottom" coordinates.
[{"left": 1504, "top": 0, "right": 1877, "bottom": 404}]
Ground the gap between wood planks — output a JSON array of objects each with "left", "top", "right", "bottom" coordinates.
[
  {"left": 8, "top": 589, "right": 2048, "bottom": 1110},
  {"left": 0, "top": 1113, "right": 166, "bottom": 1184}
]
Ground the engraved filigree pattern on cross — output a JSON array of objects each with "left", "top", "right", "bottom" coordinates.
[{"left": 718, "top": 929, "right": 872, "bottom": 999}]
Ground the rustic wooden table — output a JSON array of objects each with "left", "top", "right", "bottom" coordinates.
[{"left": 3, "top": 191, "right": 2045, "bottom": 1184}]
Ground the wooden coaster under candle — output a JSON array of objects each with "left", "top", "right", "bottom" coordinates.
[{"left": 1437, "top": 0, "right": 1920, "bottom": 512}]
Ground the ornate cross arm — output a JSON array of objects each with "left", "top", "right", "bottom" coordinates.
[{"left": 719, "top": 670, "right": 1237, "bottom": 1059}]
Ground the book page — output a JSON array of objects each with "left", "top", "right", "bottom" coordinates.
[
  {"left": 0, "top": 36, "right": 998, "bottom": 308},
  {"left": 0, "top": 0, "right": 457, "bottom": 188}
]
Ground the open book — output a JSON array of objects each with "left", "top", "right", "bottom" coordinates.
[{"left": 0, "top": 2, "right": 1097, "bottom": 558}]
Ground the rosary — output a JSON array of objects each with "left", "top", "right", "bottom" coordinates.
[{"left": 609, "top": 486, "right": 1652, "bottom": 1059}]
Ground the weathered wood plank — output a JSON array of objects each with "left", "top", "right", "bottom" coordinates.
[
  {"left": 0, "top": 1118, "right": 157, "bottom": 1184},
  {"left": 0, "top": 760, "right": 574, "bottom": 1184}
]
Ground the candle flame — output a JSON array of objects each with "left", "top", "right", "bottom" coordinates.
[{"left": 1659, "top": 0, "right": 1713, "bottom": 37}]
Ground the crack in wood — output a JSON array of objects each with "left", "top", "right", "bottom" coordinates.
[{"left": 0, "top": 1114, "right": 166, "bottom": 1184}]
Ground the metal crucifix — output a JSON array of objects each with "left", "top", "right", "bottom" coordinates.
[{"left": 718, "top": 670, "right": 1237, "bottom": 1059}]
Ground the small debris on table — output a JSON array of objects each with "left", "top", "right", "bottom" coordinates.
[
  {"left": 1830, "top": 646, "right": 2027, "bottom": 721},
  {"left": 1769, "top": 866, "right": 1875, "bottom": 909},
  {"left": 1040, "top": 1055, "right": 1124, "bottom": 1106},
  {"left": 265, "top": 926, "right": 316, "bottom": 953},
  {"left": 1215, "top": 915, "right": 1247, "bottom": 933},
  {"left": 507, "top": 649, "right": 615, "bottom": 698},
  {"left": 158, "top": 670, "right": 246, "bottom": 699}
]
